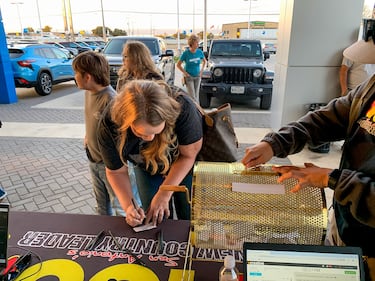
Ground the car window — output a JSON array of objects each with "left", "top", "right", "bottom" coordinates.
[
  {"left": 33, "top": 48, "right": 44, "bottom": 57},
  {"left": 104, "top": 39, "right": 128, "bottom": 54},
  {"left": 41, "top": 47, "right": 57, "bottom": 59},
  {"left": 158, "top": 39, "right": 166, "bottom": 53},
  {"left": 104, "top": 38, "right": 160, "bottom": 56},
  {"left": 52, "top": 48, "right": 68, "bottom": 59},
  {"left": 143, "top": 40, "right": 159, "bottom": 56},
  {"left": 8, "top": 49, "right": 24, "bottom": 58}
]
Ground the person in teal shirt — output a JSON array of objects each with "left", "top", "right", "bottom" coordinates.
[{"left": 177, "top": 34, "right": 207, "bottom": 101}]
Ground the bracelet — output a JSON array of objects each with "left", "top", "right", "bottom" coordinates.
[{"left": 328, "top": 169, "right": 341, "bottom": 190}]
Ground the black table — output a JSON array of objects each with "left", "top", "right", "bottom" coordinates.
[{"left": 7, "top": 211, "right": 243, "bottom": 281}]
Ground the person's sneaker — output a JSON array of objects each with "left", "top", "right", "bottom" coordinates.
[{"left": 0, "top": 188, "right": 7, "bottom": 201}]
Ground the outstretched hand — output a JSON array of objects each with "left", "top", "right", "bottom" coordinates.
[
  {"left": 241, "top": 142, "right": 274, "bottom": 168},
  {"left": 272, "top": 163, "right": 333, "bottom": 193}
]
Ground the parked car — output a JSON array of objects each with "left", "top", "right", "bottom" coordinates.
[
  {"left": 200, "top": 39, "right": 273, "bottom": 109},
  {"left": 80, "top": 40, "right": 105, "bottom": 51},
  {"left": 262, "top": 42, "right": 277, "bottom": 54},
  {"left": 9, "top": 44, "right": 75, "bottom": 96},
  {"left": 45, "top": 42, "right": 79, "bottom": 56},
  {"left": 101, "top": 36, "right": 175, "bottom": 88},
  {"left": 59, "top": 41, "right": 91, "bottom": 53},
  {"left": 75, "top": 41, "right": 98, "bottom": 51}
]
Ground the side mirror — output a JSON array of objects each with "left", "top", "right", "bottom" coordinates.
[{"left": 165, "top": 49, "right": 174, "bottom": 57}]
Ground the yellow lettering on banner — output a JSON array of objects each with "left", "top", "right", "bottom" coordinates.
[
  {"left": 16, "top": 259, "right": 84, "bottom": 281},
  {"left": 168, "top": 269, "right": 195, "bottom": 281},
  {"left": 90, "top": 263, "right": 159, "bottom": 280}
]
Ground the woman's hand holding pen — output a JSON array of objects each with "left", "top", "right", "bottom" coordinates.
[{"left": 125, "top": 198, "right": 145, "bottom": 227}]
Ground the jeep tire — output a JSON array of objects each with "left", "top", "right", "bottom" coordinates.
[
  {"left": 199, "top": 91, "right": 211, "bottom": 108},
  {"left": 260, "top": 94, "right": 272, "bottom": 110}
]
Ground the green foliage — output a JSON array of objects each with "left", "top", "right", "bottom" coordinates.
[
  {"left": 112, "top": 28, "right": 127, "bottom": 36},
  {"left": 91, "top": 26, "right": 115, "bottom": 37}
]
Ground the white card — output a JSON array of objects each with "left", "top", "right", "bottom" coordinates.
[
  {"left": 133, "top": 223, "right": 157, "bottom": 233},
  {"left": 232, "top": 182, "right": 285, "bottom": 194}
]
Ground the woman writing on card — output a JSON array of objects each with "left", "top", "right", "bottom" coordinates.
[{"left": 97, "top": 80, "right": 203, "bottom": 227}]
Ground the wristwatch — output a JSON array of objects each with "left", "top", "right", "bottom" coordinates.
[{"left": 328, "top": 169, "right": 341, "bottom": 190}]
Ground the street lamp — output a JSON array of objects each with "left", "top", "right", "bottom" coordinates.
[
  {"left": 11, "top": 1, "right": 23, "bottom": 38},
  {"left": 244, "top": 0, "right": 257, "bottom": 39},
  {"left": 177, "top": 0, "right": 181, "bottom": 55},
  {"left": 36, "top": 0, "right": 43, "bottom": 37},
  {"left": 100, "top": 0, "right": 106, "bottom": 41}
]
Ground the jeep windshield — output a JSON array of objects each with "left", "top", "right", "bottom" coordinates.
[
  {"left": 103, "top": 38, "right": 160, "bottom": 56},
  {"left": 210, "top": 42, "right": 262, "bottom": 58}
]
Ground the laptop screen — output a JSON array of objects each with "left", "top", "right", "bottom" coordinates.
[
  {"left": 243, "top": 242, "right": 365, "bottom": 281},
  {"left": 0, "top": 203, "right": 9, "bottom": 271}
]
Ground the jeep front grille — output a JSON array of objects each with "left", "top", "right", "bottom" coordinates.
[{"left": 212, "top": 67, "right": 262, "bottom": 84}]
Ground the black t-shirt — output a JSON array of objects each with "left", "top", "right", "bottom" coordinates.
[{"left": 97, "top": 94, "right": 203, "bottom": 173}]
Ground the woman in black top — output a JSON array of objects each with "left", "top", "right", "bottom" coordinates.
[{"left": 98, "top": 80, "right": 203, "bottom": 227}]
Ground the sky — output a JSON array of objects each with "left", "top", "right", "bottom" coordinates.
[
  {"left": 0, "top": 0, "right": 282, "bottom": 36},
  {"left": 0, "top": 0, "right": 374, "bottom": 36}
]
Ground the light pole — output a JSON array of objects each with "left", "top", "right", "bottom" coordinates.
[
  {"left": 11, "top": 2, "right": 23, "bottom": 38},
  {"left": 244, "top": 0, "right": 257, "bottom": 39},
  {"left": 100, "top": 0, "right": 106, "bottom": 41},
  {"left": 177, "top": 0, "right": 180, "bottom": 55},
  {"left": 36, "top": 0, "right": 43, "bottom": 38}
]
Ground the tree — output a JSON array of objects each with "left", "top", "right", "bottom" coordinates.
[
  {"left": 91, "top": 26, "right": 113, "bottom": 37},
  {"left": 42, "top": 26, "right": 52, "bottom": 32},
  {"left": 172, "top": 32, "right": 187, "bottom": 39},
  {"left": 112, "top": 28, "right": 127, "bottom": 36}
]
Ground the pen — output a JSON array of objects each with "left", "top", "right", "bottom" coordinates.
[
  {"left": 85, "top": 229, "right": 105, "bottom": 251},
  {"left": 131, "top": 198, "right": 138, "bottom": 209},
  {"left": 108, "top": 230, "right": 146, "bottom": 267},
  {"left": 157, "top": 230, "right": 164, "bottom": 254},
  {"left": 132, "top": 198, "right": 145, "bottom": 224}
]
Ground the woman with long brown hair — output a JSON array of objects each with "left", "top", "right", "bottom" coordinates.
[{"left": 98, "top": 80, "right": 203, "bottom": 227}]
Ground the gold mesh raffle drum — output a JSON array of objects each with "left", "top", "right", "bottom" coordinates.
[{"left": 189, "top": 162, "right": 327, "bottom": 250}]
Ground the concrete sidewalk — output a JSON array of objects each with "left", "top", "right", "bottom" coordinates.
[{"left": 0, "top": 83, "right": 340, "bottom": 215}]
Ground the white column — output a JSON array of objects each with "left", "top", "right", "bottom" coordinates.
[{"left": 271, "top": 0, "right": 364, "bottom": 130}]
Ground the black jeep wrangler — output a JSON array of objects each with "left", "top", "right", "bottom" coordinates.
[{"left": 199, "top": 39, "right": 273, "bottom": 109}]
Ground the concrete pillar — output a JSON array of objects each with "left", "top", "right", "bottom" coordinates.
[{"left": 271, "top": 0, "right": 364, "bottom": 130}]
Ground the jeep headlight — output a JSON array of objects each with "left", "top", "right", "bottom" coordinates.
[
  {"left": 213, "top": 68, "right": 223, "bottom": 77},
  {"left": 253, "top": 69, "right": 262, "bottom": 78}
]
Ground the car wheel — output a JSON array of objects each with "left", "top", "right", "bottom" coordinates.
[
  {"left": 260, "top": 94, "right": 272, "bottom": 110},
  {"left": 199, "top": 91, "right": 211, "bottom": 108},
  {"left": 35, "top": 72, "right": 53, "bottom": 96}
]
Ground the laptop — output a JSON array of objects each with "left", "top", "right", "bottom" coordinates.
[
  {"left": 0, "top": 203, "right": 9, "bottom": 273},
  {"left": 243, "top": 242, "right": 365, "bottom": 281}
]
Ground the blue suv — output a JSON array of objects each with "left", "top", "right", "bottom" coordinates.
[{"left": 9, "top": 44, "right": 75, "bottom": 96}]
